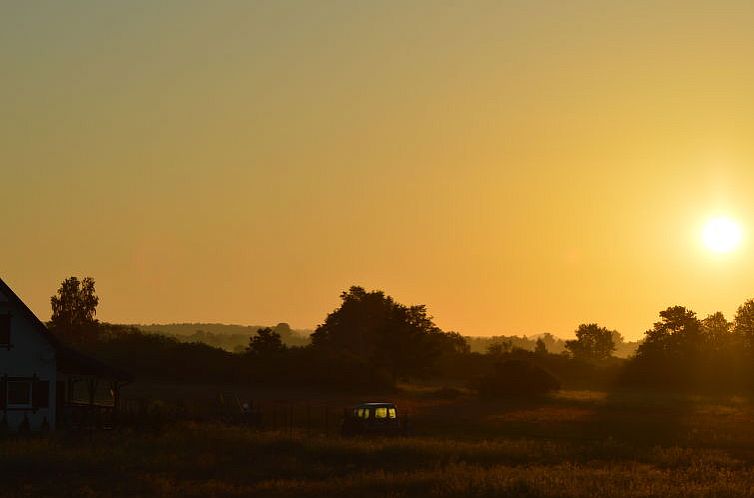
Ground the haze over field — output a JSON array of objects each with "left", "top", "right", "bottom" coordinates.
[{"left": 4, "top": 1, "right": 754, "bottom": 339}]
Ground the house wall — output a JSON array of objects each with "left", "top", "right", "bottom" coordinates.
[{"left": 0, "top": 290, "right": 57, "bottom": 432}]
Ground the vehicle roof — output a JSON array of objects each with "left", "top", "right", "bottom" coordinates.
[{"left": 355, "top": 402, "right": 396, "bottom": 408}]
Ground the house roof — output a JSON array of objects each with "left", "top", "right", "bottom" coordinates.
[
  {"left": 56, "top": 345, "right": 133, "bottom": 381},
  {"left": 0, "top": 277, "right": 132, "bottom": 382}
]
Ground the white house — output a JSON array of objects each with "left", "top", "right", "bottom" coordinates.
[{"left": 0, "top": 278, "right": 131, "bottom": 432}]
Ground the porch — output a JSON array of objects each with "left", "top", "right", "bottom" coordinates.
[{"left": 56, "top": 346, "right": 132, "bottom": 430}]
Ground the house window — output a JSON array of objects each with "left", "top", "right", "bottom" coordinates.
[
  {"left": 7, "top": 380, "right": 32, "bottom": 408},
  {"left": 0, "top": 314, "right": 10, "bottom": 346}
]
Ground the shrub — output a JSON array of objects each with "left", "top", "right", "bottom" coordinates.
[{"left": 473, "top": 360, "right": 560, "bottom": 398}]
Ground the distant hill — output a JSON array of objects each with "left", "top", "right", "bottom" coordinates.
[
  {"left": 129, "top": 323, "right": 639, "bottom": 358},
  {"left": 130, "top": 322, "right": 312, "bottom": 352},
  {"left": 466, "top": 333, "right": 567, "bottom": 354},
  {"left": 466, "top": 333, "right": 639, "bottom": 358}
]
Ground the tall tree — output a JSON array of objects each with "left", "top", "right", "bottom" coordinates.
[
  {"left": 635, "top": 306, "right": 703, "bottom": 360},
  {"left": 702, "top": 311, "right": 734, "bottom": 352},
  {"left": 734, "top": 299, "right": 754, "bottom": 352},
  {"left": 247, "top": 327, "right": 286, "bottom": 356},
  {"left": 565, "top": 323, "right": 616, "bottom": 362},
  {"left": 311, "top": 286, "right": 459, "bottom": 383},
  {"left": 311, "top": 286, "right": 395, "bottom": 358},
  {"left": 49, "top": 276, "right": 99, "bottom": 336}
]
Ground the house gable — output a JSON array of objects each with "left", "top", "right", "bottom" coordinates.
[{"left": 0, "top": 278, "right": 57, "bottom": 431}]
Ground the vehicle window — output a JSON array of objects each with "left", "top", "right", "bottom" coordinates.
[
  {"left": 362, "top": 408, "right": 370, "bottom": 419},
  {"left": 388, "top": 408, "right": 397, "bottom": 419},
  {"left": 375, "top": 407, "right": 388, "bottom": 418}
]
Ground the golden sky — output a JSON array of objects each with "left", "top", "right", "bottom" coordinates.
[{"left": 3, "top": 1, "right": 754, "bottom": 339}]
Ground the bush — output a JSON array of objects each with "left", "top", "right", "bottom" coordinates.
[{"left": 473, "top": 360, "right": 560, "bottom": 398}]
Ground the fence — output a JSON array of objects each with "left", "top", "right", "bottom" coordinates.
[{"left": 117, "top": 396, "right": 349, "bottom": 435}]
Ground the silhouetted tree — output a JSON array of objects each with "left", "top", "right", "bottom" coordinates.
[
  {"left": 273, "top": 322, "right": 292, "bottom": 334},
  {"left": 702, "top": 311, "right": 734, "bottom": 352},
  {"left": 247, "top": 327, "right": 286, "bottom": 355},
  {"left": 611, "top": 330, "right": 625, "bottom": 347},
  {"left": 734, "top": 300, "right": 754, "bottom": 352},
  {"left": 623, "top": 306, "right": 750, "bottom": 391},
  {"left": 635, "top": 306, "right": 703, "bottom": 361},
  {"left": 473, "top": 359, "right": 560, "bottom": 397},
  {"left": 311, "top": 286, "right": 394, "bottom": 357},
  {"left": 437, "top": 331, "right": 471, "bottom": 355},
  {"left": 534, "top": 337, "right": 548, "bottom": 354},
  {"left": 486, "top": 339, "right": 513, "bottom": 356},
  {"left": 565, "top": 323, "right": 616, "bottom": 362},
  {"left": 49, "top": 276, "right": 99, "bottom": 337},
  {"left": 311, "top": 286, "right": 460, "bottom": 383}
]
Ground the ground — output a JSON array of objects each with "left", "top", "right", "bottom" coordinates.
[{"left": 4, "top": 384, "right": 754, "bottom": 497}]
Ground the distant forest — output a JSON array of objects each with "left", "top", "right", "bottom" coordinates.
[
  {"left": 133, "top": 323, "right": 312, "bottom": 352},
  {"left": 467, "top": 334, "right": 639, "bottom": 358},
  {"left": 48, "top": 277, "right": 753, "bottom": 395},
  {"left": 132, "top": 323, "right": 639, "bottom": 357}
]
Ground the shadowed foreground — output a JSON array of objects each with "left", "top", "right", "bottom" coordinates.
[{"left": 5, "top": 390, "right": 754, "bottom": 497}]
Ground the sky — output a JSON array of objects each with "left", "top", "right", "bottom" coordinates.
[{"left": 3, "top": 1, "right": 754, "bottom": 340}]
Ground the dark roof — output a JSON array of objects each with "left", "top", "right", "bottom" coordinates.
[
  {"left": 56, "top": 346, "right": 133, "bottom": 381},
  {"left": 0, "top": 277, "right": 132, "bottom": 381}
]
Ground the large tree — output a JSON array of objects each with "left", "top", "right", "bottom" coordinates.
[
  {"left": 734, "top": 299, "right": 754, "bottom": 352},
  {"left": 246, "top": 327, "right": 286, "bottom": 356},
  {"left": 311, "top": 286, "right": 394, "bottom": 357},
  {"left": 635, "top": 306, "right": 703, "bottom": 361},
  {"left": 311, "top": 286, "right": 464, "bottom": 382},
  {"left": 49, "top": 276, "right": 99, "bottom": 336},
  {"left": 565, "top": 323, "right": 616, "bottom": 362},
  {"left": 627, "top": 306, "right": 745, "bottom": 389},
  {"left": 702, "top": 311, "right": 735, "bottom": 352}
]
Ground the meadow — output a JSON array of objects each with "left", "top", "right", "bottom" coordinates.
[{"left": 4, "top": 386, "right": 754, "bottom": 497}]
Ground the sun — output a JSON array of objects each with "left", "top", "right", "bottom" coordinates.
[{"left": 702, "top": 217, "right": 743, "bottom": 254}]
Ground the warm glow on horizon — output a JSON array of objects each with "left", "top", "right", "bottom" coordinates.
[
  {"left": 4, "top": 2, "right": 754, "bottom": 341},
  {"left": 702, "top": 217, "right": 743, "bottom": 254}
]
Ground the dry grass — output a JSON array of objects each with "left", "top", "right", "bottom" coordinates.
[{"left": 5, "top": 389, "right": 754, "bottom": 497}]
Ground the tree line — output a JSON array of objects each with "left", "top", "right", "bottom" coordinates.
[{"left": 47, "top": 276, "right": 754, "bottom": 394}]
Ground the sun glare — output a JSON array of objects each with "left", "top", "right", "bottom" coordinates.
[{"left": 702, "top": 217, "right": 743, "bottom": 254}]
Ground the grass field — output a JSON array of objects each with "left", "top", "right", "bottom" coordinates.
[{"left": 4, "top": 387, "right": 754, "bottom": 497}]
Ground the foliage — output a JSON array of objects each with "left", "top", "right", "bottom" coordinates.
[
  {"left": 623, "top": 305, "right": 751, "bottom": 390},
  {"left": 565, "top": 323, "right": 616, "bottom": 362},
  {"left": 535, "top": 337, "right": 548, "bottom": 354},
  {"left": 636, "top": 306, "right": 704, "bottom": 361},
  {"left": 734, "top": 299, "right": 754, "bottom": 352},
  {"left": 246, "top": 327, "right": 286, "bottom": 356},
  {"left": 45, "top": 278, "right": 754, "bottom": 395},
  {"left": 486, "top": 339, "right": 513, "bottom": 356},
  {"left": 473, "top": 359, "right": 561, "bottom": 397},
  {"left": 311, "top": 286, "right": 467, "bottom": 383},
  {"left": 469, "top": 333, "right": 565, "bottom": 354},
  {"left": 8, "top": 392, "right": 754, "bottom": 497},
  {"left": 49, "top": 276, "right": 99, "bottom": 336},
  {"left": 135, "top": 323, "right": 311, "bottom": 351}
]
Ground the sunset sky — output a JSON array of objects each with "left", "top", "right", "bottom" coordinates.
[{"left": 3, "top": 1, "right": 754, "bottom": 340}]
